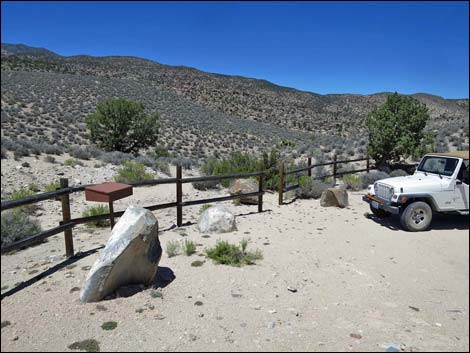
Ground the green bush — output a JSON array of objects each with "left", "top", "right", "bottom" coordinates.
[
  {"left": 199, "top": 204, "right": 213, "bottom": 215},
  {"left": 182, "top": 240, "right": 197, "bottom": 256},
  {"left": 200, "top": 150, "right": 281, "bottom": 189},
  {"left": 342, "top": 174, "right": 362, "bottom": 191},
  {"left": 1, "top": 209, "right": 42, "bottom": 247},
  {"left": 205, "top": 240, "right": 263, "bottom": 267},
  {"left": 86, "top": 98, "right": 160, "bottom": 154},
  {"left": 295, "top": 176, "right": 332, "bottom": 199},
  {"left": 366, "top": 93, "right": 434, "bottom": 166},
  {"left": 82, "top": 205, "right": 110, "bottom": 228},
  {"left": 114, "top": 161, "right": 154, "bottom": 183},
  {"left": 192, "top": 180, "right": 219, "bottom": 190},
  {"left": 6, "top": 188, "right": 37, "bottom": 213}
]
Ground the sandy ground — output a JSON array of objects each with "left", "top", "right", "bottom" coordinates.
[{"left": 1, "top": 155, "right": 469, "bottom": 352}]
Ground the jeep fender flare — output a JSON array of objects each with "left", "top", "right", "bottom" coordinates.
[{"left": 399, "top": 194, "right": 440, "bottom": 212}]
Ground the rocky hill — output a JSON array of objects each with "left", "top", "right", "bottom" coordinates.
[{"left": 1, "top": 43, "right": 468, "bottom": 160}]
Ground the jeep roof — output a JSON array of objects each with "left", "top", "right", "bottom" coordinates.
[{"left": 425, "top": 151, "right": 469, "bottom": 160}]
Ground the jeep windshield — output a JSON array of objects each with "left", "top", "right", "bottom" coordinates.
[{"left": 417, "top": 156, "right": 459, "bottom": 177}]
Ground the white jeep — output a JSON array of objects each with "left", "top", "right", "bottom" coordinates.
[{"left": 363, "top": 151, "right": 469, "bottom": 231}]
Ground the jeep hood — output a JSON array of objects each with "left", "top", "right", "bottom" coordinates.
[{"left": 376, "top": 174, "right": 445, "bottom": 193}]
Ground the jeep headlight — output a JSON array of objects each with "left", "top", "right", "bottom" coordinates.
[{"left": 367, "top": 184, "right": 374, "bottom": 195}]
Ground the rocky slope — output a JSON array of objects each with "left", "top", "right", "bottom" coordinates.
[{"left": 1, "top": 43, "right": 468, "bottom": 160}]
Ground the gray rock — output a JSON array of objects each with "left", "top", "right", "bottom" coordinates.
[
  {"left": 197, "top": 205, "right": 236, "bottom": 233},
  {"left": 80, "top": 207, "right": 162, "bottom": 303},
  {"left": 229, "top": 179, "right": 259, "bottom": 205},
  {"left": 320, "top": 188, "right": 349, "bottom": 208}
]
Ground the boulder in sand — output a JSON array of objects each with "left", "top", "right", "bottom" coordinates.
[
  {"left": 80, "top": 206, "right": 161, "bottom": 303},
  {"left": 320, "top": 188, "right": 349, "bottom": 208},
  {"left": 198, "top": 204, "right": 236, "bottom": 233},
  {"left": 229, "top": 178, "right": 258, "bottom": 205}
]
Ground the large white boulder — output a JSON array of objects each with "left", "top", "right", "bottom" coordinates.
[
  {"left": 320, "top": 188, "right": 349, "bottom": 208},
  {"left": 80, "top": 207, "right": 162, "bottom": 303},
  {"left": 197, "top": 204, "right": 236, "bottom": 233}
]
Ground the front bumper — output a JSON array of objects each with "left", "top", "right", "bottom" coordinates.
[{"left": 362, "top": 195, "right": 401, "bottom": 215}]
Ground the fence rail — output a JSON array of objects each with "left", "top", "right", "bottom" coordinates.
[{"left": 1, "top": 155, "right": 375, "bottom": 256}]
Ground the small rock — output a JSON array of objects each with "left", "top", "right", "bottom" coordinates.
[
  {"left": 287, "top": 286, "right": 297, "bottom": 293},
  {"left": 267, "top": 321, "right": 276, "bottom": 329},
  {"left": 408, "top": 306, "right": 420, "bottom": 312},
  {"left": 435, "top": 322, "right": 442, "bottom": 327},
  {"left": 268, "top": 309, "right": 277, "bottom": 314},
  {"left": 350, "top": 333, "right": 362, "bottom": 339},
  {"left": 253, "top": 305, "right": 261, "bottom": 310}
]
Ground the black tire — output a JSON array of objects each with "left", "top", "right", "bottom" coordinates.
[
  {"left": 370, "top": 204, "right": 392, "bottom": 218},
  {"left": 400, "top": 201, "right": 433, "bottom": 232}
]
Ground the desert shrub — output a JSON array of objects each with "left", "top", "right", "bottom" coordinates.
[
  {"left": 360, "top": 171, "right": 390, "bottom": 189},
  {"left": 64, "top": 158, "right": 84, "bottom": 167},
  {"left": 82, "top": 205, "right": 110, "bottom": 227},
  {"left": 389, "top": 169, "right": 409, "bottom": 177},
  {"left": 114, "top": 161, "right": 154, "bottom": 183},
  {"left": 1, "top": 209, "right": 42, "bottom": 247},
  {"left": 205, "top": 240, "right": 263, "bottom": 267},
  {"left": 342, "top": 174, "right": 362, "bottom": 191},
  {"left": 166, "top": 240, "right": 180, "bottom": 258},
  {"left": 182, "top": 240, "right": 197, "bottom": 256},
  {"left": 28, "top": 183, "right": 41, "bottom": 192},
  {"left": 68, "top": 146, "right": 93, "bottom": 160},
  {"left": 44, "top": 155, "right": 56, "bottom": 163},
  {"left": 7, "top": 188, "right": 35, "bottom": 201},
  {"left": 99, "top": 151, "right": 134, "bottom": 165},
  {"left": 192, "top": 179, "right": 219, "bottom": 190},
  {"left": 296, "top": 176, "right": 332, "bottom": 199},
  {"left": 44, "top": 180, "right": 61, "bottom": 193},
  {"left": 86, "top": 98, "right": 160, "bottom": 154}
]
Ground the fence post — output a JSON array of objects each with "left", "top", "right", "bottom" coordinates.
[
  {"left": 176, "top": 165, "right": 183, "bottom": 227},
  {"left": 59, "top": 178, "right": 74, "bottom": 258},
  {"left": 307, "top": 156, "right": 312, "bottom": 177},
  {"left": 278, "top": 160, "right": 285, "bottom": 205},
  {"left": 366, "top": 155, "right": 370, "bottom": 173},
  {"left": 258, "top": 173, "right": 264, "bottom": 213},
  {"left": 333, "top": 154, "right": 337, "bottom": 185}
]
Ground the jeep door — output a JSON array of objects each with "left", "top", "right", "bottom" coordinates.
[{"left": 455, "top": 159, "right": 469, "bottom": 210}]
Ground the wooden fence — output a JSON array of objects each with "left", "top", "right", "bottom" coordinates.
[{"left": 1, "top": 155, "right": 374, "bottom": 257}]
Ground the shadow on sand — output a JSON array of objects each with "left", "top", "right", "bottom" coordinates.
[
  {"left": 366, "top": 212, "right": 469, "bottom": 232},
  {"left": 1, "top": 246, "right": 104, "bottom": 301}
]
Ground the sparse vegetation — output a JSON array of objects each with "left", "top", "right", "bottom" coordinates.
[
  {"left": 82, "top": 205, "right": 110, "bottom": 228},
  {"left": 44, "top": 180, "right": 61, "bottom": 193},
  {"left": 114, "top": 161, "right": 154, "bottom": 183},
  {"left": 68, "top": 339, "right": 100, "bottom": 352},
  {"left": 101, "top": 321, "right": 117, "bottom": 331},
  {"left": 296, "top": 176, "right": 332, "bottom": 199},
  {"left": 342, "top": 174, "right": 362, "bottom": 191},
  {"left": 205, "top": 239, "right": 263, "bottom": 266},
  {"left": 166, "top": 240, "right": 180, "bottom": 258},
  {"left": 1, "top": 209, "right": 42, "bottom": 247},
  {"left": 182, "top": 240, "right": 197, "bottom": 256},
  {"left": 199, "top": 204, "right": 213, "bottom": 214},
  {"left": 64, "top": 158, "right": 84, "bottom": 167}
]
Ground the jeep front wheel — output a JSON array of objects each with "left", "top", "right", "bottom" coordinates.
[{"left": 400, "top": 201, "right": 432, "bottom": 232}]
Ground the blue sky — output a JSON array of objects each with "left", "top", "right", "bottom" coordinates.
[{"left": 1, "top": 1, "right": 468, "bottom": 98}]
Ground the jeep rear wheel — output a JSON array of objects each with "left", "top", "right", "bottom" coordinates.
[
  {"left": 369, "top": 204, "right": 391, "bottom": 218},
  {"left": 400, "top": 201, "right": 432, "bottom": 232}
]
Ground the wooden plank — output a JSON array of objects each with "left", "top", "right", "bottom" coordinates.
[
  {"left": 258, "top": 174, "right": 263, "bottom": 213},
  {"left": 180, "top": 171, "right": 264, "bottom": 184},
  {"left": 180, "top": 191, "right": 263, "bottom": 207},
  {"left": 60, "top": 178, "right": 74, "bottom": 258},
  {"left": 278, "top": 160, "right": 285, "bottom": 205},
  {"left": 1, "top": 188, "right": 73, "bottom": 211},
  {"left": 176, "top": 165, "right": 183, "bottom": 227},
  {"left": 307, "top": 157, "right": 312, "bottom": 177}
]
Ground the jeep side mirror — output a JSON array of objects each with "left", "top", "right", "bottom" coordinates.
[{"left": 456, "top": 180, "right": 463, "bottom": 185}]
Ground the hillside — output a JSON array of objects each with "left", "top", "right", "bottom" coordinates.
[{"left": 1, "top": 43, "right": 468, "bottom": 161}]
